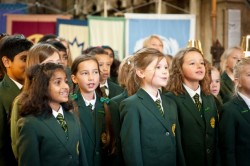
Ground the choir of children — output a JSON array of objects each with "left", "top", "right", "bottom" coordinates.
[{"left": 1, "top": 33, "right": 248, "bottom": 166}]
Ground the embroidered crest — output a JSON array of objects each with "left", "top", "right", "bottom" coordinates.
[
  {"left": 210, "top": 117, "right": 215, "bottom": 128},
  {"left": 172, "top": 124, "right": 176, "bottom": 136}
]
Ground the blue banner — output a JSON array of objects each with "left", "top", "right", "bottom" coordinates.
[{"left": 125, "top": 14, "right": 195, "bottom": 56}]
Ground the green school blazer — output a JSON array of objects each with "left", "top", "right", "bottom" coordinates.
[
  {"left": 107, "top": 79, "right": 123, "bottom": 98},
  {"left": 111, "top": 90, "right": 128, "bottom": 107},
  {"left": 17, "top": 109, "right": 88, "bottom": 166},
  {"left": 74, "top": 90, "right": 123, "bottom": 166},
  {"left": 0, "top": 75, "right": 20, "bottom": 165},
  {"left": 166, "top": 91, "right": 219, "bottom": 166},
  {"left": 10, "top": 96, "right": 21, "bottom": 159},
  {"left": 120, "top": 88, "right": 185, "bottom": 166},
  {"left": 220, "top": 72, "right": 235, "bottom": 103},
  {"left": 219, "top": 95, "right": 250, "bottom": 166}
]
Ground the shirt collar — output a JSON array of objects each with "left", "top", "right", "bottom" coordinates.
[
  {"left": 146, "top": 89, "right": 162, "bottom": 102},
  {"left": 9, "top": 77, "right": 23, "bottom": 89},
  {"left": 238, "top": 92, "right": 250, "bottom": 109},
  {"left": 183, "top": 84, "right": 201, "bottom": 98},
  {"left": 52, "top": 105, "right": 64, "bottom": 118},
  {"left": 82, "top": 92, "right": 96, "bottom": 109},
  {"left": 100, "top": 80, "right": 109, "bottom": 89}
]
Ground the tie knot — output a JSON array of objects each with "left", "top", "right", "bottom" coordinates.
[
  {"left": 155, "top": 99, "right": 161, "bottom": 105},
  {"left": 57, "top": 113, "right": 64, "bottom": 120},
  {"left": 101, "top": 85, "right": 107, "bottom": 89},
  {"left": 56, "top": 113, "right": 68, "bottom": 133},
  {"left": 100, "top": 86, "right": 108, "bottom": 97},
  {"left": 155, "top": 99, "right": 164, "bottom": 116},
  {"left": 193, "top": 93, "right": 199, "bottom": 100},
  {"left": 87, "top": 103, "right": 93, "bottom": 110},
  {"left": 193, "top": 93, "right": 201, "bottom": 111}
]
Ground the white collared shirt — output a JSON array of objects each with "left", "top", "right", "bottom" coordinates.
[
  {"left": 147, "top": 90, "right": 164, "bottom": 111},
  {"left": 238, "top": 92, "right": 250, "bottom": 109},
  {"left": 52, "top": 105, "right": 64, "bottom": 118},
  {"left": 183, "top": 84, "right": 202, "bottom": 104},
  {"left": 10, "top": 77, "right": 23, "bottom": 90},
  {"left": 100, "top": 80, "right": 109, "bottom": 96},
  {"left": 82, "top": 92, "right": 96, "bottom": 110}
]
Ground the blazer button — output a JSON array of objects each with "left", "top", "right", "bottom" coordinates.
[
  {"left": 68, "top": 155, "right": 73, "bottom": 159},
  {"left": 165, "top": 132, "right": 170, "bottom": 136},
  {"left": 206, "top": 148, "right": 211, "bottom": 154}
]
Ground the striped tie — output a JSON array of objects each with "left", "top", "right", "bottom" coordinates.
[
  {"left": 100, "top": 86, "right": 108, "bottom": 98},
  {"left": 155, "top": 99, "right": 164, "bottom": 116},
  {"left": 193, "top": 93, "right": 202, "bottom": 111},
  {"left": 56, "top": 113, "right": 68, "bottom": 133}
]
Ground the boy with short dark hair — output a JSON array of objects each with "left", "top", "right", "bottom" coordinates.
[{"left": 0, "top": 35, "right": 33, "bottom": 165}]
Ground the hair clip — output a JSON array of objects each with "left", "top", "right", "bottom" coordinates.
[
  {"left": 100, "top": 97, "right": 110, "bottom": 104},
  {"left": 70, "top": 93, "right": 78, "bottom": 100},
  {"left": 127, "top": 60, "right": 131, "bottom": 65}
]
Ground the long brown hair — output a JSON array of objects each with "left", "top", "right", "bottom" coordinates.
[
  {"left": 71, "top": 54, "right": 116, "bottom": 155},
  {"left": 117, "top": 56, "right": 134, "bottom": 88},
  {"left": 165, "top": 47, "right": 211, "bottom": 95},
  {"left": 19, "top": 63, "right": 72, "bottom": 117},
  {"left": 126, "top": 48, "right": 165, "bottom": 96}
]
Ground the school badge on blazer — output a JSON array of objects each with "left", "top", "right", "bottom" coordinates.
[
  {"left": 210, "top": 117, "right": 215, "bottom": 128},
  {"left": 76, "top": 141, "right": 79, "bottom": 155},
  {"left": 172, "top": 124, "right": 176, "bottom": 136}
]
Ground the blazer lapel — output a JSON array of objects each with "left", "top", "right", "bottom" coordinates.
[
  {"left": 137, "top": 89, "right": 171, "bottom": 131},
  {"left": 181, "top": 92, "right": 205, "bottom": 128},
  {"left": 41, "top": 112, "right": 69, "bottom": 148},
  {"left": 76, "top": 91, "right": 95, "bottom": 144},
  {"left": 64, "top": 111, "right": 77, "bottom": 144},
  {"left": 94, "top": 97, "right": 105, "bottom": 144},
  {"left": 3, "top": 75, "right": 20, "bottom": 93},
  {"left": 234, "top": 95, "right": 250, "bottom": 124}
]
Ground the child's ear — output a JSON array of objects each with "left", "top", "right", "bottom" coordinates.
[
  {"left": 136, "top": 69, "right": 145, "bottom": 79},
  {"left": 71, "top": 74, "right": 78, "bottom": 84},
  {"left": 2, "top": 56, "right": 11, "bottom": 68}
]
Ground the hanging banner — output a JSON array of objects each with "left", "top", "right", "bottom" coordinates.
[
  {"left": 88, "top": 16, "right": 125, "bottom": 60},
  {"left": 125, "top": 13, "right": 196, "bottom": 56},
  {"left": 57, "top": 19, "right": 88, "bottom": 60},
  {"left": 6, "top": 14, "right": 71, "bottom": 43}
]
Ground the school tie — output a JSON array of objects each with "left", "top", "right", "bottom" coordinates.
[
  {"left": 100, "top": 86, "right": 108, "bottom": 98},
  {"left": 155, "top": 99, "right": 164, "bottom": 116},
  {"left": 56, "top": 113, "right": 68, "bottom": 133},
  {"left": 87, "top": 103, "right": 93, "bottom": 111},
  {"left": 193, "top": 93, "right": 202, "bottom": 111}
]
